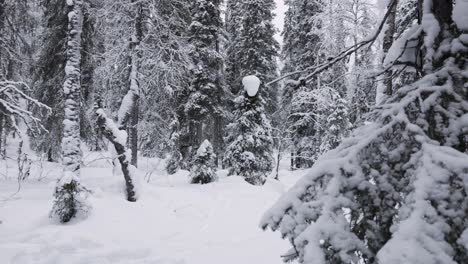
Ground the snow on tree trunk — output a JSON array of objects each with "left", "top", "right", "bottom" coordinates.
[
  {"left": 96, "top": 108, "right": 137, "bottom": 202},
  {"left": 51, "top": 0, "right": 89, "bottom": 223},
  {"left": 190, "top": 139, "right": 217, "bottom": 184},
  {"left": 117, "top": 0, "right": 142, "bottom": 168}
]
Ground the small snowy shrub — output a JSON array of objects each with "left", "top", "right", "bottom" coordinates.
[
  {"left": 190, "top": 140, "right": 217, "bottom": 184},
  {"left": 166, "top": 151, "right": 182, "bottom": 175},
  {"left": 50, "top": 176, "right": 91, "bottom": 223}
]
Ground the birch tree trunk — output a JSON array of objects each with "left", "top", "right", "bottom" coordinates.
[{"left": 51, "top": 0, "right": 88, "bottom": 223}]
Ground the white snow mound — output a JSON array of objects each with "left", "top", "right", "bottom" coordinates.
[{"left": 242, "top": 75, "right": 261, "bottom": 97}]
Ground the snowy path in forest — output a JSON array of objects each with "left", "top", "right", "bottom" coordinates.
[{"left": 0, "top": 162, "right": 302, "bottom": 264}]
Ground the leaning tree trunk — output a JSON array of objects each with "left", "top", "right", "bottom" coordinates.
[
  {"left": 51, "top": 0, "right": 87, "bottom": 223},
  {"left": 96, "top": 108, "right": 137, "bottom": 202}
]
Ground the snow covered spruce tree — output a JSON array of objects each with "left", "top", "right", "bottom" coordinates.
[
  {"left": 190, "top": 139, "right": 217, "bottom": 184},
  {"left": 237, "top": 0, "right": 279, "bottom": 115},
  {"left": 178, "top": 0, "right": 225, "bottom": 166},
  {"left": 31, "top": 0, "right": 68, "bottom": 161},
  {"left": 51, "top": 0, "right": 89, "bottom": 223},
  {"left": 318, "top": 96, "right": 350, "bottom": 155},
  {"left": 261, "top": 0, "right": 468, "bottom": 263},
  {"left": 224, "top": 76, "right": 274, "bottom": 185}
]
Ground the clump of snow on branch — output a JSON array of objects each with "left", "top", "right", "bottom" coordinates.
[
  {"left": 242, "top": 75, "right": 261, "bottom": 97},
  {"left": 0, "top": 81, "right": 50, "bottom": 134},
  {"left": 453, "top": 0, "right": 468, "bottom": 31}
]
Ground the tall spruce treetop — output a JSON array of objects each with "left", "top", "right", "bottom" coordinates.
[
  {"left": 184, "top": 0, "right": 223, "bottom": 121},
  {"left": 262, "top": 0, "right": 468, "bottom": 263},
  {"left": 237, "top": 0, "right": 279, "bottom": 115},
  {"left": 282, "top": 0, "right": 322, "bottom": 77}
]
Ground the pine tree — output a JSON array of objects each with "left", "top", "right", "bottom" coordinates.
[
  {"left": 224, "top": 76, "right": 274, "bottom": 185},
  {"left": 319, "top": 96, "right": 350, "bottom": 154},
  {"left": 237, "top": 0, "right": 279, "bottom": 115},
  {"left": 165, "top": 118, "right": 183, "bottom": 175},
  {"left": 190, "top": 139, "right": 217, "bottom": 184},
  {"left": 51, "top": 0, "right": 89, "bottom": 223},
  {"left": 261, "top": 1, "right": 468, "bottom": 262},
  {"left": 178, "top": 0, "right": 225, "bottom": 166},
  {"left": 31, "top": 0, "right": 68, "bottom": 161}
]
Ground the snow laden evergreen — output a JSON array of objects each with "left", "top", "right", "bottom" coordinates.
[
  {"left": 287, "top": 86, "right": 351, "bottom": 167},
  {"left": 30, "top": 0, "right": 68, "bottom": 161},
  {"left": 165, "top": 118, "right": 183, "bottom": 175},
  {"left": 237, "top": 0, "right": 279, "bottom": 115},
  {"left": 51, "top": 0, "right": 90, "bottom": 223},
  {"left": 224, "top": 76, "right": 274, "bottom": 185},
  {"left": 190, "top": 140, "right": 217, "bottom": 184},
  {"left": 176, "top": 0, "right": 225, "bottom": 167},
  {"left": 318, "top": 96, "right": 350, "bottom": 155},
  {"left": 261, "top": 1, "right": 468, "bottom": 262}
]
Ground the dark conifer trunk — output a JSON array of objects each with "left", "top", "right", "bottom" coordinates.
[{"left": 382, "top": 0, "right": 398, "bottom": 96}]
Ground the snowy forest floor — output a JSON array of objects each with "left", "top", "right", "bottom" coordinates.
[{"left": 0, "top": 143, "right": 304, "bottom": 263}]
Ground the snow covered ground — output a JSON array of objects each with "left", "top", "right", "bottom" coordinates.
[{"left": 0, "top": 148, "right": 304, "bottom": 264}]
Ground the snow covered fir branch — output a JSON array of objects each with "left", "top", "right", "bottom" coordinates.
[{"left": 0, "top": 0, "right": 467, "bottom": 263}]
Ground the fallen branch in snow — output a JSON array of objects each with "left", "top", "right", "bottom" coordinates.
[{"left": 96, "top": 107, "right": 137, "bottom": 202}]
